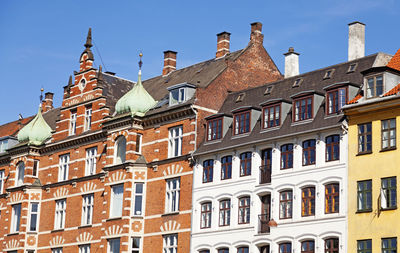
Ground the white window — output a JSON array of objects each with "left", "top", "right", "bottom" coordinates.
[
  {"left": 58, "top": 154, "right": 69, "bottom": 182},
  {"left": 114, "top": 136, "right": 126, "bottom": 164},
  {"left": 54, "top": 199, "right": 66, "bottom": 229},
  {"left": 0, "top": 139, "right": 8, "bottom": 152},
  {"left": 131, "top": 237, "right": 140, "bottom": 253},
  {"left": 133, "top": 183, "right": 143, "bottom": 215},
  {"left": 79, "top": 244, "right": 90, "bottom": 253},
  {"left": 135, "top": 134, "right": 142, "bottom": 154},
  {"left": 110, "top": 184, "right": 124, "bottom": 217},
  {"left": 85, "top": 147, "right": 97, "bottom": 176},
  {"left": 11, "top": 204, "right": 21, "bottom": 232},
  {"left": 163, "top": 234, "right": 177, "bottom": 253},
  {"left": 168, "top": 126, "right": 182, "bottom": 158},
  {"left": 29, "top": 202, "right": 39, "bottom": 232},
  {"left": 0, "top": 170, "right": 5, "bottom": 193},
  {"left": 170, "top": 88, "right": 186, "bottom": 105},
  {"left": 82, "top": 194, "right": 94, "bottom": 225},
  {"left": 16, "top": 162, "right": 25, "bottom": 186},
  {"left": 52, "top": 248, "right": 62, "bottom": 253},
  {"left": 70, "top": 110, "right": 77, "bottom": 135},
  {"left": 84, "top": 106, "right": 92, "bottom": 131},
  {"left": 108, "top": 238, "right": 120, "bottom": 253},
  {"left": 165, "top": 178, "right": 180, "bottom": 213},
  {"left": 33, "top": 160, "right": 39, "bottom": 177}
]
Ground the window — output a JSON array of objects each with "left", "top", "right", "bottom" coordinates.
[
  {"left": 327, "top": 87, "right": 347, "bottom": 114},
  {"left": 358, "top": 123, "right": 372, "bottom": 153},
  {"left": 70, "top": 110, "right": 77, "bottom": 135},
  {"left": 366, "top": 75, "right": 383, "bottom": 98},
  {"left": 58, "top": 154, "right": 69, "bottom": 182},
  {"left": 218, "top": 249, "right": 229, "bottom": 253},
  {"left": 302, "top": 187, "right": 315, "bottom": 216},
  {"left": 84, "top": 106, "right": 92, "bottom": 131},
  {"left": 207, "top": 118, "right": 222, "bottom": 141},
  {"left": 16, "top": 162, "right": 25, "bottom": 186},
  {"left": 293, "top": 78, "right": 303, "bottom": 87},
  {"left": 238, "top": 196, "right": 250, "bottom": 224},
  {"left": 135, "top": 134, "right": 142, "bottom": 153},
  {"left": 85, "top": 147, "right": 97, "bottom": 176},
  {"left": 281, "top": 144, "right": 293, "bottom": 169},
  {"left": 237, "top": 247, "right": 249, "bottom": 253},
  {"left": 203, "top": 159, "right": 214, "bottom": 183},
  {"left": 165, "top": 178, "right": 180, "bottom": 213},
  {"left": 131, "top": 237, "right": 140, "bottom": 253},
  {"left": 33, "top": 160, "right": 39, "bottom": 177},
  {"left": 0, "top": 170, "right": 5, "bottom": 193},
  {"left": 348, "top": 63, "right": 357, "bottom": 72},
  {"left": 168, "top": 126, "right": 183, "bottom": 158},
  {"left": 170, "top": 88, "right": 185, "bottom": 105},
  {"left": 381, "top": 177, "right": 397, "bottom": 209},
  {"left": 260, "top": 149, "right": 272, "bottom": 184},
  {"left": 280, "top": 190, "right": 292, "bottom": 219},
  {"left": 0, "top": 139, "right": 8, "bottom": 152},
  {"left": 234, "top": 111, "right": 250, "bottom": 135},
  {"left": 236, "top": 93, "right": 245, "bottom": 102},
  {"left": 382, "top": 238, "right": 397, "bottom": 253},
  {"left": 263, "top": 104, "right": 280, "bottom": 128},
  {"left": 110, "top": 184, "right": 123, "bottom": 217},
  {"left": 108, "top": 238, "right": 120, "bottom": 253},
  {"left": 382, "top": 119, "right": 396, "bottom": 150},
  {"left": 264, "top": 86, "right": 274, "bottom": 95},
  {"left": 134, "top": 183, "right": 143, "bottom": 215},
  {"left": 82, "top": 194, "right": 94, "bottom": 225},
  {"left": 326, "top": 135, "right": 340, "bottom": 161},
  {"left": 201, "top": 202, "right": 212, "bottom": 228},
  {"left": 219, "top": 199, "right": 230, "bottom": 226},
  {"left": 357, "top": 240, "right": 371, "bottom": 253},
  {"left": 199, "top": 250, "right": 210, "bottom": 253},
  {"left": 29, "top": 202, "right": 39, "bottom": 231},
  {"left": 325, "top": 183, "right": 339, "bottom": 213},
  {"left": 303, "top": 139, "right": 316, "bottom": 166},
  {"left": 221, "top": 156, "right": 232, "bottom": 180},
  {"left": 240, "top": 152, "right": 252, "bottom": 176},
  {"left": 52, "top": 248, "right": 63, "bottom": 253},
  {"left": 324, "top": 69, "right": 335, "bottom": 79},
  {"left": 79, "top": 245, "right": 90, "bottom": 253},
  {"left": 163, "top": 234, "right": 177, "bottom": 253},
  {"left": 302, "top": 240, "right": 315, "bottom": 253},
  {"left": 294, "top": 96, "right": 313, "bottom": 122},
  {"left": 115, "top": 136, "right": 126, "bottom": 164},
  {"left": 357, "top": 180, "right": 372, "bottom": 211},
  {"left": 54, "top": 199, "right": 66, "bottom": 229},
  {"left": 325, "top": 238, "right": 339, "bottom": 253},
  {"left": 11, "top": 204, "right": 21, "bottom": 232},
  {"left": 279, "top": 243, "right": 292, "bottom": 253}
]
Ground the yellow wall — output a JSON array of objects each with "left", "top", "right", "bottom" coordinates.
[{"left": 348, "top": 107, "right": 400, "bottom": 252}]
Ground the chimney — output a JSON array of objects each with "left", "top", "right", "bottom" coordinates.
[
  {"left": 284, "top": 47, "right": 300, "bottom": 78},
  {"left": 163, "top": 50, "right": 177, "bottom": 76},
  {"left": 250, "top": 22, "right": 263, "bottom": 44},
  {"left": 42, "top": 92, "right": 54, "bottom": 113},
  {"left": 216, "top": 31, "right": 231, "bottom": 58},
  {"left": 348, "top": 21, "right": 365, "bottom": 61}
]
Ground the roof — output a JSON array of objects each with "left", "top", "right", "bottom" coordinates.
[
  {"left": 387, "top": 49, "right": 400, "bottom": 71},
  {"left": 195, "top": 54, "right": 380, "bottom": 155},
  {"left": 0, "top": 117, "right": 33, "bottom": 138}
]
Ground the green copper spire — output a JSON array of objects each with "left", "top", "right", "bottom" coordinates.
[
  {"left": 115, "top": 53, "right": 157, "bottom": 117},
  {"left": 17, "top": 106, "right": 52, "bottom": 146}
]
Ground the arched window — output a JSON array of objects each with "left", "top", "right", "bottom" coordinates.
[
  {"left": 325, "top": 238, "right": 339, "bottom": 253},
  {"left": 325, "top": 183, "right": 339, "bottom": 213},
  {"left": 202, "top": 160, "right": 214, "bottom": 183},
  {"left": 114, "top": 136, "right": 126, "bottom": 164},
  {"left": 237, "top": 247, "right": 249, "bottom": 253},
  {"left": 219, "top": 199, "right": 230, "bottom": 226},
  {"left": 221, "top": 156, "right": 232, "bottom": 180},
  {"left": 281, "top": 144, "right": 293, "bottom": 169},
  {"left": 16, "top": 162, "right": 25, "bottom": 186},
  {"left": 279, "top": 243, "right": 292, "bottom": 253},
  {"left": 218, "top": 248, "right": 229, "bottom": 253},
  {"left": 326, "top": 135, "right": 340, "bottom": 161},
  {"left": 239, "top": 152, "right": 252, "bottom": 176},
  {"left": 302, "top": 139, "right": 316, "bottom": 166},
  {"left": 280, "top": 190, "right": 292, "bottom": 219},
  {"left": 200, "top": 202, "right": 212, "bottom": 229},
  {"left": 301, "top": 240, "right": 315, "bottom": 253},
  {"left": 238, "top": 196, "right": 250, "bottom": 224},
  {"left": 302, "top": 187, "right": 315, "bottom": 216}
]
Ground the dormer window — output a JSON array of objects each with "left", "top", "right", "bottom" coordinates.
[
  {"left": 0, "top": 139, "right": 8, "bottom": 153},
  {"left": 324, "top": 69, "right": 335, "bottom": 79},
  {"left": 234, "top": 111, "right": 250, "bottom": 135},
  {"left": 294, "top": 96, "right": 313, "bottom": 122},
  {"left": 207, "top": 118, "right": 222, "bottom": 141},
  {"left": 327, "top": 87, "right": 347, "bottom": 115},
  {"left": 170, "top": 88, "right": 185, "bottom": 105},
  {"left": 168, "top": 83, "right": 195, "bottom": 106},
  {"left": 263, "top": 104, "right": 280, "bottom": 128},
  {"left": 366, "top": 75, "right": 383, "bottom": 98}
]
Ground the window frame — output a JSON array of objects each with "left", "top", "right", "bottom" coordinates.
[
  {"left": 326, "top": 87, "right": 348, "bottom": 115},
  {"left": 239, "top": 152, "right": 252, "bottom": 177},
  {"left": 219, "top": 199, "right": 231, "bottom": 227},
  {"left": 0, "top": 170, "right": 5, "bottom": 194},
  {"left": 52, "top": 248, "right": 63, "bottom": 253},
  {"left": 293, "top": 95, "right": 313, "bottom": 122},
  {"left": 108, "top": 238, "right": 121, "bottom": 253},
  {"left": 358, "top": 123, "right": 372, "bottom": 154},
  {"left": 302, "top": 139, "right": 316, "bottom": 166},
  {"left": 237, "top": 247, "right": 249, "bottom": 253},
  {"left": 54, "top": 199, "right": 66, "bottom": 230},
  {"left": 81, "top": 194, "right": 94, "bottom": 226},
  {"left": 84, "top": 105, "right": 92, "bottom": 131},
  {"left": 110, "top": 184, "right": 124, "bottom": 218},
  {"left": 114, "top": 136, "right": 126, "bottom": 164},
  {"left": 33, "top": 159, "right": 39, "bottom": 177},
  {"left": 29, "top": 202, "right": 39, "bottom": 232},
  {"left": 281, "top": 144, "right": 293, "bottom": 169},
  {"left": 326, "top": 135, "right": 340, "bottom": 162},
  {"left": 207, "top": 118, "right": 223, "bottom": 141},
  {"left": 58, "top": 154, "right": 70, "bottom": 182},
  {"left": 382, "top": 237, "right": 397, "bottom": 253},
  {"left": 16, "top": 162, "right": 25, "bottom": 186},
  {"left": 133, "top": 183, "right": 144, "bottom": 216},
  {"left": 365, "top": 74, "right": 384, "bottom": 99},
  {"left": 165, "top": 178, "right": 180, "bottom": 213},
  {"left": 168, "top": 126, "right": 183, "bottom": 158},
  {"left": 221, "top": 156, "right": 232, "bottom": 180},
  {"left": 279, "top": 243, "right": 292, "bottom": 253},
  {"left": 200, "top": 202, "right": 212, "bottom": 229},
  {"left": 301, "top": 240, "right": 315, "bottom": 253},
  {"left": 325, "top": 183, "right": 340, "bottom": 214},
  {"left": 238, "top": 196, "right": 250, "bottom": 224},
  {"left": 302, "top": 187, "right": 315, "bottom": 217},
  {"left": 131, "top": 237, "right": 141, "bottom": 253},
  {"left": 381, "top": 177, "right": 397, "bottom": 210},
  {"left": 79, "top": 244, "right": 90, "bottom": 253},
  {"left": 69, "top": 109, "right": 77, "bottom": 136},
  {"left": 135, "top": 134, "right": 142, "bottom": 153},
  {"left": 357, "top": 239, "right": 372, "bottom": 253},
  {"left": 11, "top": 203, "right": 21, "bottom": 233},
  {"left": 163, "top": 234, "right": 178, "bottom": 253},
  {"left": 357, "top": 180, "right": 372, "bottom": 212},
  {"left": 381, "top": 118, "right": 396, "bottom": 150},
  {"left": 202, "top": 159, "right": 214, "bottom": 183},
  {"left": 280, "top": 190, "right": 293, "bottom": 219},
  {"left": 262, "top": 103, "right": 281, "bottom": 129},
  {"left": 233, "top": 111, "right": 251, "bottom": 135},
  {"left": 325, "top": 238, "right": 339, "bottom": 253},
  {"left": 85, "top": 147, "right": 97, "bottom": 176}
]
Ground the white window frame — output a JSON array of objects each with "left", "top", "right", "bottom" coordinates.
[
  {"left": 58, "top": 154, "right": 69, "bottom": 182},
  {"left": 85, "top": 147, "right": 97, "bottom": 176},
  {"left": 54, "top": 199, "right": 66, "bottom": 229},
  {"left": 84, "top": 106, "right": 92, "bottom": 131},
  {"left": 70, "top": 111, "right": 77, "bottom": 135},
  {"left": 79, "top": 244, "right": 90, "bottom": 253},
  {"left": 163, "top": 234, "right": 177, "bottom": 253},
  {"left": 11, "top": 203, "right": 21, "bottom": 233},
  {"left": 0, "top": 170, "right": 5, "bottom": 193},
  {"left": 82, "top": 194, "right": 94, "bottom": 226},
  {"left": 0, "top": 139, "right": 8, "bottom": 152},
  {"left": 131, "top": 237, "right": 141, "bottom": 253},
  {"left": 165, "top": 178, "right": 180, "bottom": 213},
  {"left": 168, "top": 126, "right": 183, "bottom": 158},
  {"left": 114, "top": 136, "right": 126, "bottom": 164},
  {"left": 52, "top": 248, "right": 63, "bottom": 253},
  {"left": 29, "top": 202, "right": 39, "bottom": 232},
  {"left": 108, "top": 238, "right": 120, "bottom": 253},
  {"left": 110, "top": 184, "right": 124, "bottom": 218},
  {"left": 135, "top": 134, "right": 142, "bottom": 154},
  {"left": 33, "top": 159, "right": 39, "bottom": 177},
  {"left": 16, "top": 162, "right": 25, "bottom": 186},
  {"left": 133, "top": 183, "right": 144, "bottom": 216}
]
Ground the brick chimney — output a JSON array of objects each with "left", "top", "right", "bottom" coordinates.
[
  {"left": 163, "top": 50, "right": 177, "bottom": 76},
  {"left": 284, "top": 47, "right": 300, "bottom": 78},
  {"left": 250, "top": 22, "right": 263, "bottom": 44},
  {"left": 348, "top": 21, "right": 365, "bottom": 61},
  {"left": 216, "top": 31, "right": 231, "bottom": 58},
  {"left": 42, "top": 92, "right": 54, "bottom": 113}
]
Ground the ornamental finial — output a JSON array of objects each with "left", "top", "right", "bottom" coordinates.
[
  {"left": 138, "top": 52, "right": 143, "bottom": 70},
  {"left": 40, "top": 88, "right": 44, "bottom": 104}
]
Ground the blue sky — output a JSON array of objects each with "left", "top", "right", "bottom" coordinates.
[{"left": 0, "top": 0, "right": 399, "bottom": 125}]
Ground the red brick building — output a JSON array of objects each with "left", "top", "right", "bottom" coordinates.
[{"left": 0, "top": 22, "right": 281, "bottom": 253}]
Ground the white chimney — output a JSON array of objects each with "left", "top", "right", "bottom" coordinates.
[
  {"left": 284, "top": 47, "right": 299, "bottom": 78},
  {"left": 348, "top": 21, "right": 365, "bottom": 61}
]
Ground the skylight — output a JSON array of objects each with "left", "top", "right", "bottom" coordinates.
[
  {"left": 293, "top": 78, "right": 303, "bottom": 87},
  {"left": 236, "top": 93, "right": 245, "bottom": 102},
  {"left": 264, "top": 86, "right": 274, "bottom": 95}
]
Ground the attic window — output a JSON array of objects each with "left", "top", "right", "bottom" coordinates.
[
  {"left": 236, "top": 93, "right": 245, "bottom": 102},
  {"left": 293, "top": 78, "right": 303, "bottom": 87},
  {"left": 348, "top": 63, "right": 358, "bottom": 73},
  {"left": 170, "top": 88, "right": 185, "bottom": 105},
  {"left": 264, "top": 86, "right": 274, "bottom": 95},
  {"left": 324, "top": 69, "right": 335, "bottom": 79}
]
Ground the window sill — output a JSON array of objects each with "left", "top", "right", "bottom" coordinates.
[
  {"left": 380, "top": 147, "right": 397, "bottom": 152},
  {"left": 356, "top": 151, "right": 372, "bottom": 156},
  {"left": 202, "top": 181, "right": 213, "bottom": 184},
  {"left": 260, "top": 125, "right": 281, "bottom": 133},
  {"left": 51, "top": 229, "right": 64, "bottom": 233},
  {"left": 162, "top": 212, "right": 179, "bottom": 217},
  {"left": 7, "top": 232, "right": 19, "bottom": 236},
  {"left": 27, "top": 231, "right": 38, "bottom": 235},
  {"left": 291, "top": 118, "right": 313, "bottom": 126},
  {"left": 204, "top": 139, "right": 222, "bottom": 145},
  {"left": 356, "top": 209, "right": 372, "bottom": 213},
  {"left": 106, "top": 217, "right": 122, "bottom": 221},
  {"left": 131, "top": 215, "right": 144, "bottom": 219},
  {"left": 381, "top": 206, "right": 397, "bottom": 211},
  {"left": 78, "top": 224, "right": 92, "bottom": 229},
  {"left": 231, "top": 132, "right": 251, "bottom": 139}
]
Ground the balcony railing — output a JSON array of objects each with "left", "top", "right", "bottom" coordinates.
[
  {"left": 258, "top": 214, "right": 270, "bottom": 234},
  {"left": 259, "top": 165, "right": 271, "bottom": 184}
]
